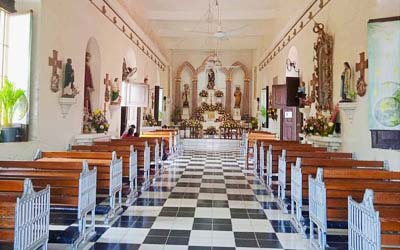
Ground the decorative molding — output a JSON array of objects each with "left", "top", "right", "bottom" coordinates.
[
  {"left": 338, "top": 102, "right": 357, "bottom": 123},
  {"left": 59, "top": 97, "right": 77, "bottom": 118},
  {"left": 258, "top": 0, "right": 332, "bottom": 71},
  {"left": 89, "top": 0, "right": 166, "bottom": 71}
]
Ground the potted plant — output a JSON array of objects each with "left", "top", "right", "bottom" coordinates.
[
  {"left": 88, "top": 109, "right": 109, "bottom": 133},
  {"left": 260, "top": 106, "right": 267, "bottom": 127},
  {"left": 250, "top": 117, "right": 258, "bottom": 130},
  {"left": 0, "top": 79, "right": 27, "bottom": 142}
]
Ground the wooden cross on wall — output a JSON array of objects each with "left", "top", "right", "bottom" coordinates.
[
  {"left": 104, "top": 73, "right": 111, "bottom": 103},
  {"left": 48, "top": 50, "right": 62, "bottom": 93},
  {"left": 356, "top": 52, "right": 368, "bottom": 97}
]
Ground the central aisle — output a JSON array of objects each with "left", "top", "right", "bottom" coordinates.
[{"left": 92, "top": 149, "right": 309, "bottom": 249}]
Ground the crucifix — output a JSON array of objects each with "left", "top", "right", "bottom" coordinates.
[
  {"left": 104, "top": 73, "right": 111, "bottom": 103},
  {"left": 356, "top": 52, "right": 368, "bottom": 97},
  {"left": 48, "top": 50, "right": 62, "bottom": 93}
]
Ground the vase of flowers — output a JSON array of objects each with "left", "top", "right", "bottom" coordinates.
[
  {"left": 199, "top": 90, "right": 208, "bottom": 103},
  {"left": 89, "top": 109, "right": 109, "bottom": 133}
]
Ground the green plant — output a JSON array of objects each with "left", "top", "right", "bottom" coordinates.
[
  {"left": 0, "top": 79, "right": 26, "bottom": 127},
  {"left": 250, "top": 117, "right": 258, "bottom": 129},
  {"left": 260, "top": 106, "right": 267, "bottom": 121}
]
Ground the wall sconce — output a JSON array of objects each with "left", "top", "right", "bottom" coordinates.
[{"left": 286, "top": 58, "right": 300, "bottom": 73}]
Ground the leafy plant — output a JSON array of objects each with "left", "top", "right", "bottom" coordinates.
[
  {"left": 0, "top": 79, "right": 26, "bottom": 127},
  {"left": 250, "top": 117, "right": 258, "bottom": 129},
  {"left": 260, "top": 106, "right": 267, "bottom": 121}
]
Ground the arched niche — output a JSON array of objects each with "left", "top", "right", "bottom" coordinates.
[
  {"left": 286, "top": 46, "right": 299, "bottom": 77},
  {"left": 175, "top": 61, "right": 197, "bottom": 113},
  {"left": 227, "top": 61, "right": 251, "bottom": 115},
  {"left": 84, "top": 37, "right": 101, "bottom": 116}
]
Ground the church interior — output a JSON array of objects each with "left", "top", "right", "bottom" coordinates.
[{"left": 0, "top": 0, "right": 399, "bottom": 249}]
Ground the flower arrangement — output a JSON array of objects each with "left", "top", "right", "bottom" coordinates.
[
  {"left": 205, "top": 126, "right": 217, "bottom": 135},
  {"left": 199, "top": 90, "right": 208, "bottom": 98},
  {"left": 187, "top": 119, "right": 203, "bottom": 128},
  {"left": 302, "top": 113, "right": 335, "bottom": 136},
  {"left": 220, "top": 119, "right": 241, "bottom": 129},
  {"left": 215, "top": 90, "right": 224, "bottom": 98},
  {"left": 88, "top": 109, "right": 109, "bottom": 133}
]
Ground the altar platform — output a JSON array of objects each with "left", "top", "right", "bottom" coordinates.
[{"left": 183, "top": 138, "right": 240, "bottom": 152}]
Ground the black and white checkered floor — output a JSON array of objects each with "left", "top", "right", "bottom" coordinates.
[{"left": 47, "top": 149, "right": 310, "bottom": 250}]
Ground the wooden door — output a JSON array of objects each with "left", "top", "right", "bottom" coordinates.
[{"left": 281, "top": 107, "right": 300, "bottom": 141}]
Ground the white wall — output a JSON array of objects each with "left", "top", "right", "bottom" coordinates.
[
  {"left": 256, "top": 0, "right": 400, "bottom": 170},
  {"left": 0, "top": 0, "right": 168, "bottom": 159}
]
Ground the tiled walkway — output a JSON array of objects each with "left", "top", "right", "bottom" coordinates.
[{"left": 48, "top": 149, "right": 310, "bottom": 250}]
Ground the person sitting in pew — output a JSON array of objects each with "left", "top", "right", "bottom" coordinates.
[{"left": 122, "top": 126, "right": 134, "bottom": 139}]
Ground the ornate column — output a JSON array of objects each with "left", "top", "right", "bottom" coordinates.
[
  {"left": 243, "top": 78, "right": 251, "bottom": 116},
  {"left": 225, "top": 78, "right": 232, "bottom": 114},
  {"left": 192, "top": 78, "right": 198, "bottom": 114},
  {"left": 175, "top": 77, "right": 182, "bottom": 108}
]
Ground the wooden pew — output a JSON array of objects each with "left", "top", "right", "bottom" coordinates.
[
  {"left": 72, "top": 142, "right": 153, "bottom": 191},
  {"left": 34, "top": 150, "right": 128, "bottom": 215},
  {"left": 348, "top": 189, "right": 400, "bottom": 249},
  {"left": 0, "top": 178, "right": 50, "bottom": 249},
  {"left": 257, "top": 142, "right": 326, "bottom": 189},
  {"left": 289, "top": 158, "right": 385, "bottom": 236},
  {"left": 0, "top": 161, "right": 97, "bottom": 248},
  {"left": 308, "top": 168, "right": 400, "bottom": 249}
]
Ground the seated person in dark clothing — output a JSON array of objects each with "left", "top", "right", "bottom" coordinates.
[{"left": 122, "top": 125, "right": 136, "bottom": 138}]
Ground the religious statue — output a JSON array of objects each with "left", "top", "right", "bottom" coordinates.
[
  {"left": 207, "top": 68, "right": 215, "bottom": 90},
  {"left": 84, "top": 52, "right": 94, "bottom": 114},
  {"left": 340, "top": 62, "right": 354, "bottom": 102},
  {"left": 111, "top": 77, "right": 121, "bottom": 105},
  {"left": 234, "top": 87, "right": 242, "bottom": 109},
  {"left": 62, "top": 58, "right": 78, "bottom": 98},
  {"left": 182, "top": 84, "right": 190, "bottom": 108}
]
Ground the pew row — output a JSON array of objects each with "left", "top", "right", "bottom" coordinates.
[
  {"left": 0, "top": 179, "right": 50, "bottom": 250},
  {"left": 0, "top": 161, "right": 97, "bottom": 249},
  {"left": 308, "top": 168, "right": 400, "bottom": 249}
]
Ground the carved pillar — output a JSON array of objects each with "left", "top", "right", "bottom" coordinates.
[
  {"left": 192, "top": 78, "right": 198, "bottom": 114},
  {"left": 225, "top": 78, "right": 232, "bottom": 114},
  {"left": 243, "top": 78, "right": 251, "bottom": 116},
  {"left": 175, "top": 78, "right": 181, "bottom": 108}
]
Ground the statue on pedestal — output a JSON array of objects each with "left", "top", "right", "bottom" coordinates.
[
  {"left": 182, "top": 84, "right": 190, "bottom": 108},
  {"left": 340, "top": 62, "right": 354, "bottom": 102},
  {"left": 234, "top": 87, "right": 242, "bottom": 109},
  {"left": 62, "top": 58, "right": 78, "bottom": 98},
  {"left": 207, "top": 68, "right": 215, "bottom": 90},
  {"left": 84, "top": 52, "right": 94, "bottom": 114}
]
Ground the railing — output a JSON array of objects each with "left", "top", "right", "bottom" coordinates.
[
  {"left": 277, "top": 150, "right": 288, "bottom": 213},
  {"left": 105, "top": 152, "right": 123, "bottom": 224},
  {"left": 14, "top": 179, "right": 50, "bottom": 250},
  {"left": 290, "top": 157, "right": 306, "bottom": 237},
  {"left": 308, "top": 168, "right": 327, "bottom": 250},
  {"left": 348, "top": 189, "right": 381, "bottom": 250},
  {"left": 141, "top": 142, "right": 151, "bottom": 191},
  {"left": 252, "top": 141, "right": 258, "bottom": 175},
  {"left": 126, "top": 145, "right": 138, "bottom": 205},
  {"left": 75, "top": 161, "right": 97, "bottom": 248},
  {"left": 154, "top": 140, "right": 161, "bottom": 177}
]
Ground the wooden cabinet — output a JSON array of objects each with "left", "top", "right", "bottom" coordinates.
[{"left": 272, "top": 85, "right": 287, "bottom": 109}]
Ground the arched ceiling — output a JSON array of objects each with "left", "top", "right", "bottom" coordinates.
[{"left": 117, "top": 0, "right": 309, "bottom": 51}]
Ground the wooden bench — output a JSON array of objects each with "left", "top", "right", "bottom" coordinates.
[
  {"left": 34, "top": 150, "right": 127, "bottom": 217},
  {"left": 289, "top": 157, "right": 385, "bottom": 236},
  {"left": 72, "top": 143, "right": 154, "bottom": 191},
  {"left": 0, "top": 178, "right": 50, "bottom": 249},
  {"left": 308, "top": 168, "right": 400, "bottom": 249},
  {"left": 348, "top": 189, "right": 400, "bottom": 249},
  {"left": 0, "top": 161, "right": 97, "bottom": 248}
]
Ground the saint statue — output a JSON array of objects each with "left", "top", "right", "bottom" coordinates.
[
  {"left": 234, "top": 87, "right": 242, "bottom": 109},
  {"left": 62, "top": 58, "right": 78, "bottom": 97},
  {"left": 84, "top": 52, "right": 94, "bottom": 114},
  {"left": 111, "top": 77, "right": 121, "bottom": 105},
  {"left": 207, "top": 69, "right": 215, "bottom": 90},
  {"left": 340, "top": 62, "right": 354, "bottom": 101},
  {"left": 182, "top": 84, "right": 190, "bottom": 108}
]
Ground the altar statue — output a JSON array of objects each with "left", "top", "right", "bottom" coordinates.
[
  {"left": 62, "top": 58, "right": 78, "bottom": 97},
  {"left": 182, "top": 84, "right": 190, "bottom": 108},
  {"left": 340, "top": 62, "right": 354, "bottom": 101},
  {"left": 84, "top": 52, "right": 94, "bottom": 114},
  {"left": 207, "top": 68, "right": 215, "bottom": 90},
  {"left": 234, "top": 87, "right": 242, "bottom": 108}
]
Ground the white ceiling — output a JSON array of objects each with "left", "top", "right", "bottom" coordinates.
[{"left": 118, "top": 0, "right": 309, "bottom": 51}]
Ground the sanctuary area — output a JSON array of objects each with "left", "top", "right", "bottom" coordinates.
[{"left": 0, "top": 0, "right": 399, "bottom": 250}]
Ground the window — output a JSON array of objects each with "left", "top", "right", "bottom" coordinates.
[{"left": 0, "top": 8, "right": 32, "bottom": 142}]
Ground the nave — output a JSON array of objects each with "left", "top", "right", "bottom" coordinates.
[{"left": 46, "top": 148, "right": 311, "bottom": 250}]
